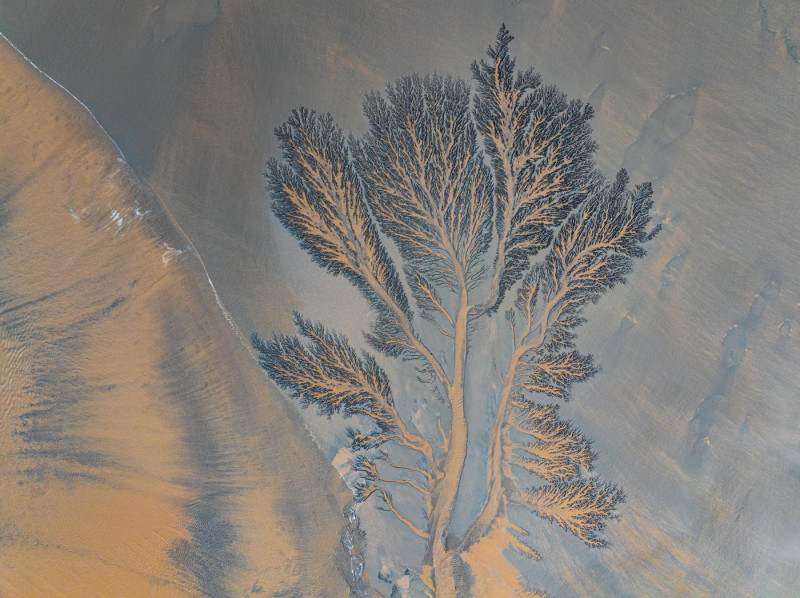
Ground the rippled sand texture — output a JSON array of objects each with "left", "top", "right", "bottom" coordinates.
[{"left": 0, "top": 39, "right": 351, "bottom": 597}]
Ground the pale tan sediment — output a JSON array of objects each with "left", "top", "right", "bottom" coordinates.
[{"left": 0, "top": 37, "right": 350, "bottom": 597}]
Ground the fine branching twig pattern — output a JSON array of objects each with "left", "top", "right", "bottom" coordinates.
[{"left": 253, "top": 25, "right": 660, "bottom": 597}]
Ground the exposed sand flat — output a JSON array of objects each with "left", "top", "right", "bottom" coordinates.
[{"left": 0, "top": 37, "right": 350, "bottom": 597}]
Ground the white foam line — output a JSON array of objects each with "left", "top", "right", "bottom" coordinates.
[
  {"left": 6, "top": 31, "right": 330, "bottom": 494},
  {"left": 2, "top": 32, "right": 131, "bottom": 163},
  {"left": 202, "top": 266, "right": 257, "bottom": 359},
  {"left": 151, "top": 216, "right": 255, "bottom": 358},
  {"left": 1, "top": 32, "right": 257, "bottom": 360}
]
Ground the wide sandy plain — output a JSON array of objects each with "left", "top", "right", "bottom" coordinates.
[
  {"left": 0, "top": 38, "right": 352, "bottom": 597},
  {"left": 2, "top": 1, "right": 800, "bottom": 597}
]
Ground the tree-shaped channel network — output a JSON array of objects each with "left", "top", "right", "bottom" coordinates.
[{"left": 252, "top": 25, "right": 660, "bottom": 597}]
